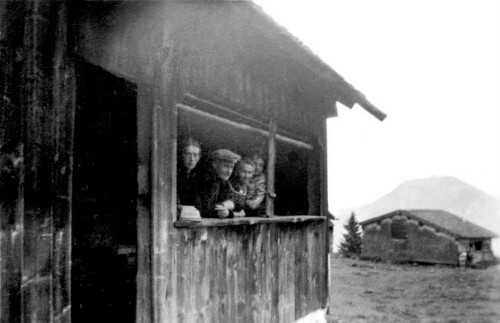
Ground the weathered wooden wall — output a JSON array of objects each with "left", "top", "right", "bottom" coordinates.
[
  {"left": 173, "top": 221, "right": 327, "bottom": 323},
  {"left": 362, "top": 216, "right": 459, "bottom": 265},
  {"left": 1, "top": 3, "right": 25, "bottom": 322},
  {"left": 0, "top": 2, "right": 332, "bottom": 322},
  {"left": 0, "top": 1, "right": 74, "bottom": 322},
  {"left": 174, "top": 3, "right": 332, "bottom": 139},
  {"left": 71, "top": 2, "right": 333, "bottom": 139}
]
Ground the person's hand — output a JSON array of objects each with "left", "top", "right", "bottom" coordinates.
[
  {"left": 221, "top": 200, "right": 234, "bottom": 210},
  {"left": 214, "top": 204, "right": 229, "bottom": 218},
  {"left": 233, "top": 210, "right": 245, "bottom": 217},
  {"left": 267, "top": 191, "right": 277, "bottom": 198},
  {"left": 217, "top": 209, "right": 229, "bottom": 218}
]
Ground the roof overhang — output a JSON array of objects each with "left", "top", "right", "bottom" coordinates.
[{"left": 248, "top": 2, "right": 387, "bottom": 121}]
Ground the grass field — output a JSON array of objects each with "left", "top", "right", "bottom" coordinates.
[{"left": 328, "top": 255, "right": 500, "bottom": 323}]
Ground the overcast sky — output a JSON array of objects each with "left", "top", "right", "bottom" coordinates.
[{"left": 254, "top": 0, "right": 500, "bottom": 211}]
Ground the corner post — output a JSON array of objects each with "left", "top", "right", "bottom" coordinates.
[{"left": 319, "top": 119, "right": 330, "bottom": 309}]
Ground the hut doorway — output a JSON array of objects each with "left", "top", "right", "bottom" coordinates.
[{"left": 72, "top": 62, "right": 138, "bottom": 323}]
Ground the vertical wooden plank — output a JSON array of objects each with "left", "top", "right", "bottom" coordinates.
[
  {"left": 319, "top": 222, "right": 327, "bottom": 307},
  {"left": 241, "top": 227, "right": 249, "bottom": 323},
  {"left": 208, "top": 229, "right": 218, "bottom": 323},
  {"left": 294, "top": 227, "right": 301, "bottom": 319},
  {"left": 310, "top": 224, "right": 319, "bottom": 311},
  {"left": 251, "top": 225, "right": 265, "bottom": 323},
  {"left": 184, "top": 231, "right": 192, "bottom": 323},
  {"left": 295, "top": 225, "right": 309, "bottom": 319},
  {"left": 288, "top": 226, "right": 296, "bottom": 322},
  {"left": 187, "top": 230, "right": 196, "bottom": 323},
  {"left": 226, "top": 230, "right": 236, "bottom": 323},
  {"left": 245, "top": 226, "right": 258, "bottom": 323},
  {"left": 302, "top": 226, "right": 309, "bottom": 316},
  {"left": 218, "top": 229, "right": 228, "bottom": 321},
  {"left": 21, "top": 2, "right": 59, "bottom": 321},
  {"left": 307, "top": 224, "right": 314, "bottom": 312},
  {"left": 318, "top": 120, "right": 330, "bottom": 309},
  {"left": 0, "top": 137, "right": 24, "bottom": 323},
  {"left": 136, "top": 84, "right": 153, "bottom": 323},
  {"left": 0, "top": 3, "right": 25, "bottom": 322},
  {"left": 240, "top": 227, "right": 250, "bottom": 323},
  {"left": 189, "top": 232, "right": 196, "bottom": 323},
  {"left": 194, "top": 228, "right": 209, "bottom": 323},
  {"left": 52, "top": 3, "right": 74, "bottom": 322},
  {"left": 262, "top": 224, "right": 274, "bottom": 323},
  {"left": 265, "top": 119, "right": 276, "bottom": 216},
  {"left": 0, "top": 141, "right": 24, "bottom": 322},
  {"left": 307, "top": 225, "right": 317, "bottom": 312},
  {"left": 278, "top": 225, "right": 285, "bottom": 323},
  {"left": 278, "top": 225, "right": 295, "bottom": 323},
  {"left": 175, "top": 231, "right": 185, "bottom": 323},
  {"left": 151, "top": 29, "right": 179, "bottom": 321},
  {"left": 270, "top": 224, "right": 279, "bottom": 323}
]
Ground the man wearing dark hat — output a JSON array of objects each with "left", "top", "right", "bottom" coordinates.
[{"left": 194, "top": 149, "right": 241, "bottom": 218}]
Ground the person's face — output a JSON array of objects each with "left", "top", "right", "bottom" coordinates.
[
  {"left": 183, "top": 145, "right": 201, "bottom": 171},
  {"left": 237, "top": 163, "right": 255, "bottom": 185},
  {"left": 213, "top": 160, "right": 235, "bottom": 181},
  {"left": 252, "top": 157, "right": 264, "bottom": 176}
]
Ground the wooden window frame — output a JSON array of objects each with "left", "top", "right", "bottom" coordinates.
[{"left": 174, "top": 100, "right": 319, "bottom": 226}]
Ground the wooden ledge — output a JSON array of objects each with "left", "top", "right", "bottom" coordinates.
[{"left": 174, "top": 215, "right": 325, "bottom": 228}]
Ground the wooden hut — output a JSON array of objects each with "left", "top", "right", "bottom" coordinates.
[
  {"left": 360, "top": 209, "right": 497, "bottom": 266},
  {"left": 0, "top": 1, "right": 385, "bottom": 322}
]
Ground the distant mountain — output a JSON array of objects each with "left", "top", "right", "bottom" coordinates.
[
  {"left": 332, "top": 176, "right": 500, "bottom": 251},
  {"left": 350, "top": 176, "right": 500, "bottom": 234}
]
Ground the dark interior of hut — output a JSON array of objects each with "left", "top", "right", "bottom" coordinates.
[
  {"left": 177, "top": 105, "right": 310, "bottom": 217},
  {"left": 72, "top": 61, "right": 137, "bottom": 323}
]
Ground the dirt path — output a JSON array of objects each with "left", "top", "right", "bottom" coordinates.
[{"left": 328, "top": 255, "right": 500, "bottom": 322}]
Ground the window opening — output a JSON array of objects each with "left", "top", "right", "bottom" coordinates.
[
  {"left": 391, "top": 219, "right": 407, "bottom": 240},
  {"left": 274, "top": 147, "right": 309, "bottom": 215},
  {"left": 176, "top": 103, "right": 315, "bottom": 219}
]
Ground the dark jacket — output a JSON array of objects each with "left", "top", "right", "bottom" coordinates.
[
  {"left": 177, "top": 166, "right": 199, "bottom": 206},
  {"left": 194, "top": 168, "right": 233, "bottom": 218}
]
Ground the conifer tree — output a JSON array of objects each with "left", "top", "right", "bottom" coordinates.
[{"left": 339, "top": 212, "right": 362, "bottom": 257}]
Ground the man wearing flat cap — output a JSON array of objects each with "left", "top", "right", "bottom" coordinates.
[{"left": 193, "top": 149, "right": 241, "bottom": 218}]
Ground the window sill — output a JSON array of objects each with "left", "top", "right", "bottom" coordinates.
[{"left": 174, "top": 215, "right": 324, "bottom": 228}]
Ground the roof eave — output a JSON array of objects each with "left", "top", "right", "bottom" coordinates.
[{"left": 248, "top": 1, "right": 386, "bottom": 122}]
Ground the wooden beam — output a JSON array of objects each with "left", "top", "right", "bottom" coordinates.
[
  {"left": 183, "top": 93, "right": 309, "bottom": 143},
  {"left": 176, "top": 103, "right": 313, "bottom": 150},
  {"left": 136, "top": 84, "right": 153, "bottom": 323},
  {"left": 21, "top": 2, "right": 59, "bottom": 321},
  {"left": 151, "top": 43, "right": 179, "bottom": 322},
  {"left": 265, "top": 118, "right": 276, "bottom": 216},
  {"left": 174, "top": 216, "right": 324, "bottom": 228}
]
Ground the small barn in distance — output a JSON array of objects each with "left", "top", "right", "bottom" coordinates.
[{"left": 360, "top": 209, "right": 497, "bottom": 266}]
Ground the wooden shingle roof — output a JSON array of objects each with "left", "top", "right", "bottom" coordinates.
[{"left": 361, "top": 209, "right": 497, "bottom": 239}]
